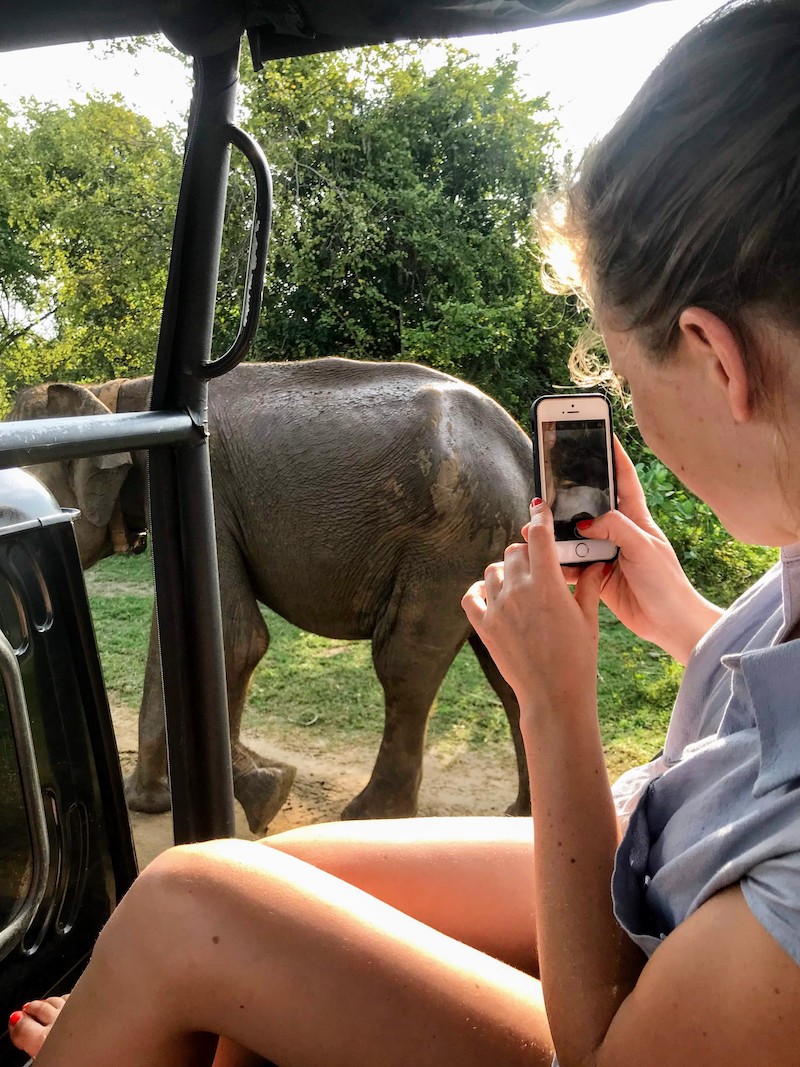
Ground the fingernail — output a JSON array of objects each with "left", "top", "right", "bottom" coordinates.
[
  {"left": 531, "top": 497, "right": 543, "bottom": 508},
  {"left": 576, "top": 519, "right": 593, "bottom": 530},
  {"left": 22, "top": 1004, "right": 30, "bottom": 1012},
  {"left": 9, "top": 1011, "right": 23, "bottom": 1028}
]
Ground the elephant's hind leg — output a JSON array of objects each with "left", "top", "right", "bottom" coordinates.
[
  {"left": 220, "top": 543, "right": 296, "bottom": 835},
  {"left": 469, "top": 633, "right": 530, "bottom": 816},
  {"left": 342, "top": 584, "right": 469, "bottom": 820}
]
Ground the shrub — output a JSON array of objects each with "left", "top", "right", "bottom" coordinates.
[{"left": 635, "top": 454, "right": 777, "bottom": 605}]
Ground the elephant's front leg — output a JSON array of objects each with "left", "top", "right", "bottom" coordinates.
[
  {"left": 125, "top": 609, "right": 171, "bottom": 814},
  {"left": 342, "top": 592, "right": 466, "bottom": 820}
]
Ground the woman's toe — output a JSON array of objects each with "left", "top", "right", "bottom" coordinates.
[
  {"left": 9, "top": 996, "right": 68, "bottom": 1058},
  {"left": 24, "top": 996, "right": 68, "bottom": 1025}
]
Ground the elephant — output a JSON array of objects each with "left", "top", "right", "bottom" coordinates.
[{"left": 9, "top": 357, "right": 536, "bottom": 833}]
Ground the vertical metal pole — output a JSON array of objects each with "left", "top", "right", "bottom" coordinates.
[{"left": 148, "top": 44, "right": 240, "bottom": 844}]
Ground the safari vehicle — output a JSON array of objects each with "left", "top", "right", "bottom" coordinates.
[{"left": 0, "top": 1, "right": 662, "bottom": 1062}]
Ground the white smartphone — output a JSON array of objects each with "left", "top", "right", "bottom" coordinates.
[{"left": 531, "top": 393, "right": 618, "bottom": 565}]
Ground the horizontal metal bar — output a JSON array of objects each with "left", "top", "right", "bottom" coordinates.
[{"left": 0, "top": 411, "right": 196, "bottom": 469}]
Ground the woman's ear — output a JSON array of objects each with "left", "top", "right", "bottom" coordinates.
[{"left": 677, "top": 308, "right": 752, "bottom": 422}]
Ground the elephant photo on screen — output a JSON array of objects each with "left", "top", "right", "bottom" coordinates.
[{"left": 9, "top": 358, "right": 536, "bottom": 834}]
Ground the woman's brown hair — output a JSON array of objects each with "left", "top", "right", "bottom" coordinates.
[{"left": 544, "top": 0, "right": 800, "bottom": 407}]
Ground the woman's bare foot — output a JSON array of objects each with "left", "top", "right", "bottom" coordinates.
[{"left": 9, "top": 995, "right": 69, "bottom": 1059}]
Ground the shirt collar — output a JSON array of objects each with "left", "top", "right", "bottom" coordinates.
[{"left": 718, "top": 546, "right": 800, "bottom": 796}]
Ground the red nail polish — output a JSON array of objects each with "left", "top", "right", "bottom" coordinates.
[
  {"left": 576, "top": 519, "right": 593, "bottom": 530},
  {"left": 531, "top": 497, "right": 542, "bottom": 507},
  {"left": 9, "top": 1011, "right": 23, "bottom": 1028}
]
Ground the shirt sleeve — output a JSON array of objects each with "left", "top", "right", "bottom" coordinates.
[{"left": 741, "top": 849, "right": 800, "bottom": 968}]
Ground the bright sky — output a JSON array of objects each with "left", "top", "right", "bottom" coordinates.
[{"left": 0, "top": 0, "right": 725, "bottom": 156}]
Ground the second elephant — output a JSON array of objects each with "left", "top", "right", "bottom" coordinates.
[{"left": 10, "top": 357, "right": 536, "bottom": 833}]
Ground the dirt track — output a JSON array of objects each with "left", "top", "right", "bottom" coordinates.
[{"left": 112, "top": 702, "right": 524, "bottom": 868}]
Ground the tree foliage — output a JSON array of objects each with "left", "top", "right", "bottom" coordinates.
[
  {"left": 238, "top": 43, "right": 580, "bottom": 420},
  {"left": 0, "top": 43, "right": 579, "bottom": 423},
  {"left": 0, "top": 95, "right": 181, "bottom": 404}
]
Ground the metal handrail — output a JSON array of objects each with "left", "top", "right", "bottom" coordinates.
[{"left": 201, "top": 124, "right": 272, "bottom": 380}]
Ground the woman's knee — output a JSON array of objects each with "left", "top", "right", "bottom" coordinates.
[
  {"left": 114, "top": 840, "right": 272, "bottom": 944},
  {"left": 100, "top": 841, "right": 283, "bottom": 979},
  {"left": 137, "top": 839, "right": 244, "bottom": 888}
]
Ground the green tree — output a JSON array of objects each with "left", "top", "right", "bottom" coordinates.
[
  {"left": 0, "top": 44, "right": 581, "bottom": 423},
  {"left": 239, "top": 43, "right": 580, "bottom": 421},
  {"left": 0, "top": 95, "right": 181, "bottom": 398},
  {"left": 0, "top": 102, "right": 53, "bottom": 397}
]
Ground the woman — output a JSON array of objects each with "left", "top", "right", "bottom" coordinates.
[{"left": 11, "top": 1, "right": 800, "bottom": 1063}]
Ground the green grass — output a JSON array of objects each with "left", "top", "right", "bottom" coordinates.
[
  {"left": 85, "top": 550, "right": 682, "bottom": 778},
  {"left": 84, "top": 553, "right": 154, "bottom": 706}
]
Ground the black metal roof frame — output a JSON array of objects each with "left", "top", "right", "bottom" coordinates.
[{"left": 0, "top": 1, "right": 672, "bottom": 58}]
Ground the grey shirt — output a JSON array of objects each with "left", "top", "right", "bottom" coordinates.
[{"left": 612, "top": 544, "right": 800, "bottom": 964}]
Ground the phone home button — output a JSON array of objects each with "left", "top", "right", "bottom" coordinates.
[{"left": 575, "top": 542, "right": 590, "bottom": 558}]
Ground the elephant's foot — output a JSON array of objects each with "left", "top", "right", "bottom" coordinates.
[
  {"left": 505, "top": 795, "right": 532, "bottom": 817},
  {"left": 234, "top": 764, "right": 296, "bottom": 836},
  {"left": 124, "top": 769, "right": 172, "bottom": 814},
  {"left": 238, "top": 740, "right": 279, "bottom": 770},
  {"left": 341, "top": 782, "right": 418, "bottom": 821}
]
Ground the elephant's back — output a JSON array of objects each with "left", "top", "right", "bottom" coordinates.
[
  {"left": 210, "top": 357, "right": 503, "bottom": 419},
  {"left": 211, "top": 358, "right": 532, "bottom": 483}
]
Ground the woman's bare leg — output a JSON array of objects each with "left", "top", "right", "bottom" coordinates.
[
  {"left": 264, "top": 816, "right": 538, "bottom": 972},
  {"left": 211, "top": 816, "right": 538, "bottom": 1067},
  {"left": 212, "top": 1041, "right": 267, "bottom": 1067},
  {"left": 27, "top": 838, "right": 552, "bottom": 1067},
  {"left": 212, "top": 817, "right": 539, "bottom": 1067}
]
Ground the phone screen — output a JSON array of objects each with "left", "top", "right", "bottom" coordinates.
[{"left": 542, "top": 419, "right": 612, "bottom": 540}]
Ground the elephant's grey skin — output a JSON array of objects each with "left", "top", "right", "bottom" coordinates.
[
  {"left": 8, "top": 378, "right": 151, "bottom": 567},
  {"left": 9, "top": 358, "right": 535, "bottom": 832},
  {"left": 9, "top": 376, "right": 294, "bottom": 834}
]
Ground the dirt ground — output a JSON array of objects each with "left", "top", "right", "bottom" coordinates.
[{"left": 112, "top": 703, "right": 524, "bottom": 869}]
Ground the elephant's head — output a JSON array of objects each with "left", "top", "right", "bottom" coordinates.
[{"left": 8, "top": 380, "right": 148, "bottom": 569}]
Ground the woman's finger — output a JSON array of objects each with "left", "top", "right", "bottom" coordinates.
[
  {"left": 573, "top": 561, "right": 606, "bottom": 619},
  {"left": 573, "top": 508, "right": 655, "bottom": 562},
  {"left": 613, "top": 437, "right": 653, "bottom": 525},
  {"left": 503, "top": 540, "right": 531, "bottom": 583},
  {"left": 526, "top": 500, "right": 562, "bottom": 581},
  {"left": 461, "top": 581, "right": 487, "bottom": 628},
  {"left": 560, "top": 563, "right": 584, "bottom": 586},
  {"left": 483, "top": 561, "right": 504, "bottom": 595}
]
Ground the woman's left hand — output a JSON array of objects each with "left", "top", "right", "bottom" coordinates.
[{"left": 462, "top": 500, "right": 607, "bottom": 718}]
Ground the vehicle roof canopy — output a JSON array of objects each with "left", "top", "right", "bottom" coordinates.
[{"left": 0, "top": 0, "right": 671, "bottom": 59}]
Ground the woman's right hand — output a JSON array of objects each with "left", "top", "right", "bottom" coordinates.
[{"left": 573, "top": 439, "right": 723, "bottom": 664}]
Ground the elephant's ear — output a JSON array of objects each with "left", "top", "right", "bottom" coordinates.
[
  {"left": 71, "top": 453, "right": 133, "bottom": 528},
  {"left": 40, "top": 382, "right": 112, "bottom": 419},
  {"left": 8, "top": 382, "right": 55, "bottom": 421},
  {"left": 26, "top": 382, "right": 133, "bottom": 530}
]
